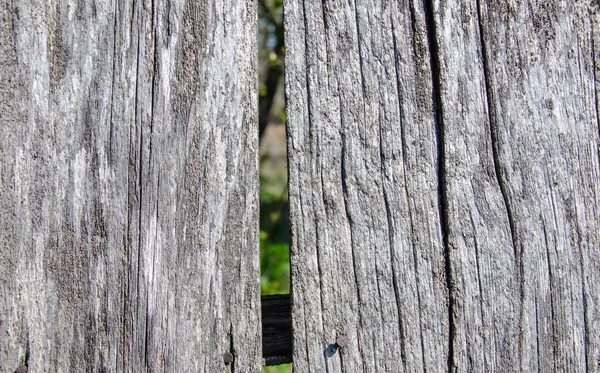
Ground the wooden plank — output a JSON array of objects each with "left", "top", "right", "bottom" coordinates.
[
  {"left": 285, "top": 0, "right": 600, "bottom": 371},
  {"left": 284, "top": 1, "right": 448, "bottom": 371},
  {"left": 0, "top": 0, "right": 260, "bottom": 371},
  {"left": 430, "top": 0, "right": 521, "bottom": 370},
  {"left": 464, "top": 1, "right": 600, "bottom": 370}
]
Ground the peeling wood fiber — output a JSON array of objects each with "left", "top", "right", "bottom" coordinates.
[
  {"left": 284, "top": 0, "right": 600, "bottom": 372},
  {"left": 0, "top": 0, "right": 260, "bottom": 372}
]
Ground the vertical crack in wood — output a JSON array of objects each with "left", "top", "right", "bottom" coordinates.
[
  {"left": 590, "top": 22, "right": 600, "bottom": 373},
  {"left": 422, "top": 0, "right": 453, "bottom": 371},
  {"left": 474, "top": 1, "right": 525, "bottom": 366},
  {"left": 572, "top": 195, "right": 590, "bottom": 372},
  {"left": 25, "top": 332, "right": 30, "bottom": 369},
  {"left": 129, "top": 2, "right": 144, "bottom": 369},
  {"left": 468, "top": 211, "right": 488, "bottom": 368},
  {"left": 109, "top": 0, "right": 119, "bottom": 166},
  {"left": 534, "top": 299, "right": 542, "bottom": 372},
  {"left": 115, "top": 2, "right": 128, "bottom": 369},
  {"left": 390, "top": 5, "right": 427, "bottom": 370},
  {"left": 350, "top": 1, "right": 390, "bottom": 370},
  {"left": 300, "top": 1, "right": 328, "bottom": 368},
  {"left": 541, "top": 219, "right": 557, "bottom": 371},
  {"left": 143, "top": 1, "right": 158, "bottom": 369},
  {"left": 339, "top": 95, "right": 363, "bottom": 370},
  {"left": 592, "top": 22, "right": 600, "bottom": 180},
  {"left": 229, "top": 322, "right": 235, "bottom": 373},
  {"left": 407, "top": 3, "right": 430, "bottom": 370},
  {"left": 385, "top": 20, "right": 408, "bottom": 371}
]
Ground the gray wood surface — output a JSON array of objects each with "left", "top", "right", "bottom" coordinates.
[
  {"left": 285, "top": 0, "right": 600, "bottom": 371},
  {"left": 0, "top": 0, "right": 260, "bottom": 372}
]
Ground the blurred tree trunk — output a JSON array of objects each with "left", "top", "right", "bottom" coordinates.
[
  {"left": 285, "top": 0, "right": 600, "bottom": 371},
  {"left": 0, "top": 0, "right": 260, "bottom": 371}
]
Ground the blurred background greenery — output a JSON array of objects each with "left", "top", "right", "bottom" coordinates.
[{"left": 258, "top": 0, "right": 291, "bottom": 372}]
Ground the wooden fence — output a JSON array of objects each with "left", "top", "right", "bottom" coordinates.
[{"left": 1, "top": 0, "right": 599, "bottom": 372}]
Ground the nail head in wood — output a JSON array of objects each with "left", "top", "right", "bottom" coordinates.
[
  {"left": 336, "top": 335, "right": 348, "bottom": 348},
  {"left": 223, "top": 352, "right": 234, "bottom": 364},
  {"left": 14, "top": 365, "right": 27, "bottom": 373}
]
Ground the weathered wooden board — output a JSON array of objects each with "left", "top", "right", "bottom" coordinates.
[
  {"left": 285, "top": 1, "right": 448, "bottom": 371},
  {"left": 0, "top": 0, "right": 260, "bottom": 372},
  {"left": 467, "top": 1, "right": 600, "bottom": 370},
  {"left": 285, "top": 0, "right": 600, "bottom": 371}
]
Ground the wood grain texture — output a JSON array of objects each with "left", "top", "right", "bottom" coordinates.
[
  {"left": 285, "top": 0, "right": 600, "bottom": 371},
  {"left": 285, "top": 1, "right": 447, "bottom": 371},
  {"left": 0, "top": 0, "right": 260, "bottom": 372},
  {"left": 468, "top": 1, "right": 600, "bottom": 370}
]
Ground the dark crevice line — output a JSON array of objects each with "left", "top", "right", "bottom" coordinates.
[
  {"left": 340, "top": 123, "right": 362, "bottom": 357},
  {"left": 25, "top": 332, "right": 30, "bottom": 368},
  {"left": 130, "top": 0, "right": 136, "bottom": 33},
  {"left": 541, "top": 220, "right": 557, "bottom": 372},
  {"left": 378, "top": 149, "right": 405, "bottom": 371},
  {"left": 575, "top": 28, "right": 586, "bottom": 97},
  {"left": 572, "top": 199, "right": 589, "bottom": 373},
  {"left": 229, "top": 322, "right": 235, "bottom": 373},
  {"left": 9, "top": 0, "right": 19, "bottom": 60},
  {"left": 475, "top": 0, "right": 525, "bottom": 366},
  {"left": 299, "top": 2, "right": 323, "bottom": 368},
  {"left": 109, "top": 0, "right": 119, "bottom": 166},
  {"left": 298, "top": 192, "right": 311, "bottom": 369},
  {"left": 351, "top": 1, "right": 387, "bottom": 368},
  {"left": 546, "top": 185, "right": 560, "bottom": 371},
  {"left": 535, "top": 299, "right": 542, "bottom": 373},
  {"left": 338, "top": 93, "right": 364, "bottom": 372},
  {"left": 317, "top": 145, "right": 337, "bottom": 371},
  {"left": 133, "top": 4, "right": 146, "bottom": 367},
  {"left": 475, "top": 0, "right": 519, "bottom": 284},
  {"left": 406, "top": 3, "right": 429, "bottom": 371},
  {"left": 316, "top": 173, "right": 329, "bottom": 373},
  {"left": 148, "top": 173, "right": 161, "bottom": 369},
  {"left": 129, "top": 1, "right": 143, "bottom": 368},
  {"left": 149, "top": 0, "right": 158, "bottom": 165},
  {"left": 422, "top": 0, "right": 453, "bottom": 371},
  {"left": 352, "top": 0, "right": 369, "bottom": 114},
  {"left": 165, "top": 0, "right": 171, "bottom": 42},
  {"left": 593, "top": 31, "right": 600, "bottom": 370},
  {"left": 592, "top": 24, "right": 600, "bottom": 185},
  {"left": 319, "top": 0, "right": 328, "bottom": 59},
  {"left": 378, "top": 123, "right": 407, "bottom": 370},
  {"left": 116, "top": 0, "right": 128, "bottom": 368},
  {"left": 469, "top": 211, "right": 488, "bottom": 369},
  {"left": 315, "top": 4, "right": 332, "bottom": 372},
  {"left": 143, "top": 1, "right": 158, "bottom": 368},
  {"left": 389, "top": 14, "right": 414, "bottom": 372}
]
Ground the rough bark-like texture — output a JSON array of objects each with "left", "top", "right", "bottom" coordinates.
[
  {"left": 0, "top": 0, "right": 259, "bottom": 372},
  {"left": 285, "top": 1, "right": 447, "bottom": 371},
  {"left": 285, "top": 0, "right": 600, "bottom": 371}
]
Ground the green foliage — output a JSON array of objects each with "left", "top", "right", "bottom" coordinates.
[
  {"left": 259, "top": 0, "right": 290, "bottom": 371},
  {"left": 260, "top": 232, "right": 289, "bottom": 294},
  {"left": 263, "top": 363, "right": 292, "bottom": 373},
  {"left": 259, "top": 151, "right": 290, "bottom": 295}
]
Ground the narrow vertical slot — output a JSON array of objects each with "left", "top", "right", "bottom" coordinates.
[{"left": 258, "top": 0, "right": 292, "bottom": 371}]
